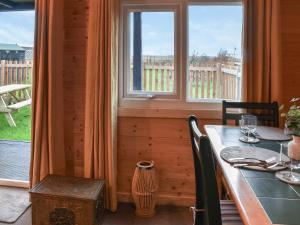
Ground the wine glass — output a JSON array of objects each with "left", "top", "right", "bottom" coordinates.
[
  {"left": 276, "top": 143, "right": 300, "bottom": 184},
  {"left": 239, "top": 115, "right": 259, "bottom": 143},
  {"left": 279, "top": 128, "right": 292, "bottom": 162}
]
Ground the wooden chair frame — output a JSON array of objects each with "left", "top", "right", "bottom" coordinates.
[{"left": 222, "top": 100, "right": 279, "bottom": 127}]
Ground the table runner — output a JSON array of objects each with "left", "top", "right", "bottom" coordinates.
[{"left": 215, "top": 126, "right": 300, "bottom": 225}]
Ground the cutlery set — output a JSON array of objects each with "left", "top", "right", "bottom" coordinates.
[{"left": 228, "top": 157, "right": 286, "bottom": 169}]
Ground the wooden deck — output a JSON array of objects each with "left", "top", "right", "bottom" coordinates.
[{"left": 0, "top": 140, "right": 30, "bottom": 182}]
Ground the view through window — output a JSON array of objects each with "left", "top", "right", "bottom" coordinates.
[
  {"left": 128, "top": 11, "right": 176, "bottom": 96},
  {"left": 124, "top": 2, "right": 243, "bottom": 102},
  {"left": 0, "top": 10, "right": 35, "bottom": 182},
  {"left": 188, "top": 5, "right": 243, "bottom": 101}
]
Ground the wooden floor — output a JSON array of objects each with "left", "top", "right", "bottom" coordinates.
[
  {"left": 103, "top": 203, "right": 193, "bottom": 225},
  {"left": 5, "top": 203, "right": 193, "bottom": 225}
]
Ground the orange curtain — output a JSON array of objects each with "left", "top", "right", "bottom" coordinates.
[
  {"left": 30, "top": 0, "right": 66, "bottom": 188},
  {"left": 84, "top": 0, "right": 118, "bottom": 211},
  {"left": 242, "top": 0, "right": 282, "bottom": 102}
]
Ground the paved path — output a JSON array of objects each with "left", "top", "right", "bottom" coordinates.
[{"left": 0, "top": 140, "right": 30, "bottom": 181}]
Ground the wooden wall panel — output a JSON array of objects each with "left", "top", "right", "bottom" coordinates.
[
  {"left": 117, "top": 117, "right": 221, "bottom": 206},
  {"left": 281, "top": 0, "right": 300, "bottom": 107},
  {"left": 63, "top": 0, "right": 89, "bottom": 176}
]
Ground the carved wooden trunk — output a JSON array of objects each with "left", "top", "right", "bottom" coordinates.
[{"left": 30, "top": 175, "right": 105, "bottom": 225}]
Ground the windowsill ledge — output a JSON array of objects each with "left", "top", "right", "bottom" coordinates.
[{"left": 118, "top": 107, "right": 222, "bottom": 119}]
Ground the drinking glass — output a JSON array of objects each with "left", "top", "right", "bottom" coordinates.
[
  {"left": 276, "top": 143, "right": 300, "bottom": 184},
  {"left": 239, "top": 115, "right": 259, "bottom": 143}
]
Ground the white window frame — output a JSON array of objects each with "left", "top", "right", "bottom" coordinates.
[
  {"left": 123, "top": 5, "right": 180, "bottom": 100},
  {"left": 119, "top": 0, "right": 243, "bottom": 110}
]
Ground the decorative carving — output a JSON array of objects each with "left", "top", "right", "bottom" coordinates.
[{"left": 49, "top": 208, "right": 75, "bottom": 225}]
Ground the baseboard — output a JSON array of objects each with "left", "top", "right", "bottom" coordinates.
[{"left": 117, "top": 191, "right": 194, "bottom": 207}]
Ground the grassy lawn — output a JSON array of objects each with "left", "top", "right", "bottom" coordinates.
[{"left": 0, "top": 106, "right": 31, "bottom": 141}]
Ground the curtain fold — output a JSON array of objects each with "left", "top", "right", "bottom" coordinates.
[
  {"left": 84, "top": 0, "right": 118, "bottom": 211},
  {"left": 242, "top": 0, "right": 282, "bottom": 103},
  {"left": 30, "top": 0, "right": 66, "bottom": 188}
]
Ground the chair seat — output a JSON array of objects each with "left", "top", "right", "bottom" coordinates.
[{"left": 221, "top": 200, "right": 243, "bottom": 225}]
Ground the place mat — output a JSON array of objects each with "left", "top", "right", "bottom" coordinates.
[
  {"left": 220, "top": 146, "right": 289, "bottom": 171},
  {"left": 256, "top": 126, "right": 292, "bottom": 141}
]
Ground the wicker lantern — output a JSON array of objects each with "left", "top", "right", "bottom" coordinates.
[{"left": 131, "top": 161, "right": 158, "bottom": 217}]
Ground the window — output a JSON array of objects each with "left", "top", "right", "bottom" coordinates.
[
  {"left": 120, "top": 1, "right": 243, "bottom": 107},
  {"left": 188, "top": 5, "right": 243, "bottom": 101},
  {"left": 123, "top": 6, "right": 179, "bottom": 99}
]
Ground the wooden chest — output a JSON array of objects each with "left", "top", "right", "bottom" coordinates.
[{"left": 30, "top": 175, "right": 105, "bottom": 225}]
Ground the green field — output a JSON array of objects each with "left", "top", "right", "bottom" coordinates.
[{"left": 0, "top": 106, "right": 31, "bottom": 141}]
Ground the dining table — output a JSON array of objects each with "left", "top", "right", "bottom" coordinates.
[{"left": 205, "top": 125, "right": 300, "bottom": 225}]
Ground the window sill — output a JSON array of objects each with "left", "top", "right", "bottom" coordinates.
[{"left": 118, "top": 107, "right": 222, "bottom": 119}]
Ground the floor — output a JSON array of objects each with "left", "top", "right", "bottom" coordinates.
[
  {"left": 5, "top": 203, "right": 193, "bottom": 225},
  {"left": 0, "top": 140, "right": 30, "bottom": 181},
  {"left": 103, "top": 203, "right": 193, "bottom": 225}
]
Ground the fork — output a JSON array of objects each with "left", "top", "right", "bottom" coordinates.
[{"left": 228, "top": 157, "right": 276, "bottom": 165}]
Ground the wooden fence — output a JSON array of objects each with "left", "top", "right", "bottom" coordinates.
[
  {"left": 0, "top": 60, "right": 33, "bottom": 86},
  {"left": 130, "top": 63, "right": 241, "bottom": 100}
]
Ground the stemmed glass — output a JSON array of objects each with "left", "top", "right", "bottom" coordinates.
[
  {"left": 239, "top": 115, "right": 259, "bottom": 143},
  {"left": 276, "top": 143, "right": 300, "bottom": 184}
]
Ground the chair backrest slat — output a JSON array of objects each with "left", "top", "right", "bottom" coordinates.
[
  {"left": 188, "top": 116, "right": 222, "bottom": 225},
  {"left": 222, "top": 100, "right": 279, "bottom": 127}
]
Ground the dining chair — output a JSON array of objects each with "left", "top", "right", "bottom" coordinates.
[
  {"left": 222, "top": 100, "right": 279, "bottom": 127},
  {"left": 188, "top": 115, "right": 243, "bottom": 225}
]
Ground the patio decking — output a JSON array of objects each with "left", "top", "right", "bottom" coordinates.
[{"left": 0, "top": 140, "right": 30, "bottom": 181}]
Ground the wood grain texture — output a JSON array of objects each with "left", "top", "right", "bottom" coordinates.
[
  {"left": 281, "top": 0, "right": 300, "bottom": 108},
  {"left": 117, "top": 117, "right": 221, "bottom": 206},
  {"left": 63, "top": 0, "right": 89, "bottom": 177}
]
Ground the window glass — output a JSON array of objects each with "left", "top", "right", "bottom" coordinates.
[
  {"left": 188, "top": 5, "right": 243, "bottom": 100},
  {"left": 128, "top": 11, "right": 175, "bottom": 95}
]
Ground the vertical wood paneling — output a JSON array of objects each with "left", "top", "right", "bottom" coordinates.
[
  {"left": 281, "top": 0, "right": 300, "bottom": 107},
  {"left": 63, "top": 0, "right": 89, "bottom": 176},
  {"left": 117, "top": 117, "right": 221, "bottom": 206}
]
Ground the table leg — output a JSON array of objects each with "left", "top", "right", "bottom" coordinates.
[{"left": 0, "top": 96, "right": 16, "bottom": 127}]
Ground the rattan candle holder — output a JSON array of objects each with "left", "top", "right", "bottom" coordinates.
[{"left": 131, "top": 161, "right": 158, "bottom": 217}]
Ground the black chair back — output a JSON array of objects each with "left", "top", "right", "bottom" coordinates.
[
  {"left": 222, "top": 100, "right": 279, "bottom": 127},
  {"left": 188, "top": 115, "right": 222, "bottom": 225}
]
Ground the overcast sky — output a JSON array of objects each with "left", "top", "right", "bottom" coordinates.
[
  {"left": 130, "top": 5, "right": 243, "bottom": 58},
  {"left": 0, "top": 10, "right": 35, "bottom": 47}
]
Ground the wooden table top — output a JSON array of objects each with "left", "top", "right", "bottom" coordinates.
[
  {"left": 0, "top": 84, "right": 31, "bottom": 95},
  {"left": 205, "top": 125, "right": 300, "bottom": 225}
]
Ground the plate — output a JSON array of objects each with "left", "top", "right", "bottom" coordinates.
[{"left": 220, "top": 146, "right": 289, "bottom": 171}]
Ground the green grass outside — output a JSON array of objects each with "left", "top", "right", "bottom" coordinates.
[{"left": 0, "top": 106, "right": 31, "bottom": 141}]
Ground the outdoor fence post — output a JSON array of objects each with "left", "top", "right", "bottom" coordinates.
[{"left": 0, "top": 60, "right": 5, "bottom": 86}]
